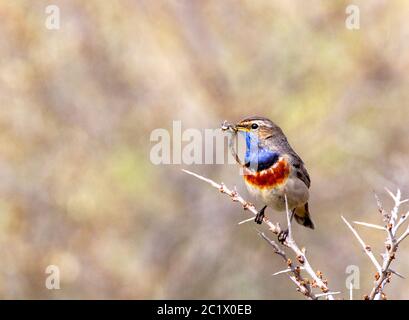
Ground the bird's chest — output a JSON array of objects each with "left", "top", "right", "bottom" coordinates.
[
  {"left": 243, "top": 157, "right": 291, "bottom": 193},
  {"left": 243, "top": 158, "right": 291, "bottom": 211}
]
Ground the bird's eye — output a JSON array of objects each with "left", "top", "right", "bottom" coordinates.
[{"left": 251, "top": 123, "right": 259, "bottom": 130}]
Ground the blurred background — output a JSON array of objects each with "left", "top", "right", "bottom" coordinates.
[{"left": 1, "top": 0, "right": 409, "bottom": 299}]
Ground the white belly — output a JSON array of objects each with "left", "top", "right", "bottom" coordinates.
[{"left": 245, "top": 175, "right": 309, "bottom": 212}]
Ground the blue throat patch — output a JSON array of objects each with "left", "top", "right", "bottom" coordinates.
[{"left": 243, "top": 131, "right": 279, "bottom": 171}]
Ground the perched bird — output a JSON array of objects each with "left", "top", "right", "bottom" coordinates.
[{"left": 233, "top": 116, "right": 314, "bottom": 239}]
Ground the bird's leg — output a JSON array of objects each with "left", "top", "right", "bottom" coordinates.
[
  {"left": 278, "top": 208, "right": 295, "bottom": 243},
  {"left": 254, "top": 205, "right": 267, "bottom": 224}
]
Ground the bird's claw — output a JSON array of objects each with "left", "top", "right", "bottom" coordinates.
[
  {"left": 254, "top": 213, "right": 264, "bottom": 224},
  {"left": 278, "top": 229, "right": 289, "bottom": 243},
  {"left": 254, "top": 206, "right": 267, "bottom": 224}
]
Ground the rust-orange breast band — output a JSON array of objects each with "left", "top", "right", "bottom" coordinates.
[{"left": 243, "top": 157, "right": 290, "bottom": 189}]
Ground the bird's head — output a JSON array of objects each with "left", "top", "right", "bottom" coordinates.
[{"left": 235, "top": 116, "right": 279, "bottom": 142}]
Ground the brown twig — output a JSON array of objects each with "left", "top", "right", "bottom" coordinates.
[
  {"left": 343, "top": 188, "right": 409, "bottom": 300},
  {"left": 258, "top": 230, "right": 315, "bottom": 299},
  {"left": 182, "top": 169, "right": 336, "bottom": 300},
  {"left": 183, "top": 169, "right": 409, "bottom": 300}
]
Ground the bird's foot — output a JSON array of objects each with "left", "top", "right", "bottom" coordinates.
[
  {"left": 254, "top": 205, "right": 267, "bottom": 224},
  {"left": 278, "top": 229, "right": 289, "bottom": 243}
]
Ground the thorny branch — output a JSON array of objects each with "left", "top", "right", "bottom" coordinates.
[
  {"left": 343, "top": 188, "right": 409, "bottom": 300},
  {"left": 183, "top": 169, "right": 409, "bottom": 300},
  {"left": 182, "top": 169, "right": 337, "bottom": 300}
]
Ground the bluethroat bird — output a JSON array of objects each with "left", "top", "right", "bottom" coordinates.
[{"left": 229, "top": 116, "right": 314, "bottom": 239}]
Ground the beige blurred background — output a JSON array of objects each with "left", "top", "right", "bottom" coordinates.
[{"left": 1, "top": 0, "right": 409, "bottom": 299}]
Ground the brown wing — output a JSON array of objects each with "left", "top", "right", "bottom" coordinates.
[
  {"left": 294, "top": 161, "right": 311, "bottom": 188},
  {"left": 277, "top": 142, "right": 311, "bottom": 188}
]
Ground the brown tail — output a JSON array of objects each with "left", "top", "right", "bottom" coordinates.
[{"left": 294, "top": 203, "right": 315, "bottom": 229}]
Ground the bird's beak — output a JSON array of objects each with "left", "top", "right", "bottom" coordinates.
[{"left": 235, "top": 125, "right": 249, "bottom": 132}]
